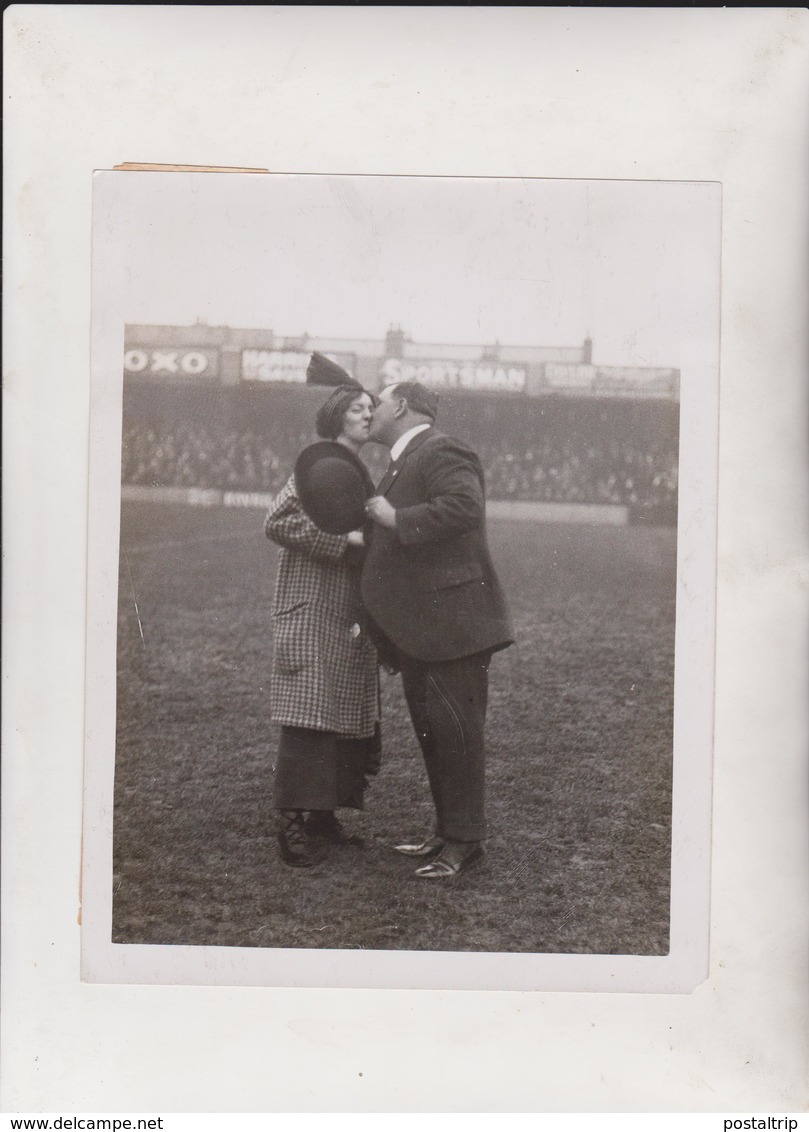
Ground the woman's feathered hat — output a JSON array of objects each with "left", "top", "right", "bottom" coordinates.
[{"left": 306, "top": 352, "right": 362, "bottom": 389}]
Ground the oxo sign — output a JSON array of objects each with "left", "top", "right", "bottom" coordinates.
[{"left": 123, "top": 348, "right": 216, "bottom": 376}]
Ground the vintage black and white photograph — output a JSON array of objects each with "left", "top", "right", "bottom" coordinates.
[{"left": 83, "top": 171, "right": 719, "bottom": 990}]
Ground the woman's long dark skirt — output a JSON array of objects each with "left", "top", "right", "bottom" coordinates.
[{"left": 273, "top": 725, "right": 381, "bottom": 811}]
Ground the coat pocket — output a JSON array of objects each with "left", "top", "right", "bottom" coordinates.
[
  {"left": 417, "top": 561, "right": 484, "bottom": 591},
  {"left": 272, "top": 602, "right": 312, "bottom": 675}
]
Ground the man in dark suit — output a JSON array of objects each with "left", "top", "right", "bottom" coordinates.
[{"left": 362, "top": 381, "right": 513, "bottom": 878}]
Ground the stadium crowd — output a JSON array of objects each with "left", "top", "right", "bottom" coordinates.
[
  {"left": 479, "top": 439, "right": 678, "bottom": 507},
  {"left": 121, "top": 421, "right": 678, "bottom": 509}
]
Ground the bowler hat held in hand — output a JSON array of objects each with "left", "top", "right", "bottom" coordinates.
[{"left": 294, "top": 441, "right": 375, "bottom": 535}]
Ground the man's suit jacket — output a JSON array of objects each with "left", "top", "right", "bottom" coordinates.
[{"left": 361, "top": 428, "right": 514, "bottom": 663}]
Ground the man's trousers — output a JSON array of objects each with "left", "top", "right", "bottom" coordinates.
[{"left": 398, "top": 648, "right": 492, "bottom": 843}]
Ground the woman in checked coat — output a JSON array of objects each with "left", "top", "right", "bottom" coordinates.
[{"left": 264, "top": 367, "right": 380, "bottom": 868}]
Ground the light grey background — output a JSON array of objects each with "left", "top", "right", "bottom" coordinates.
[
  {"left": 98, "top": 173, "right": 712, "bottom": 367},
  {"left": 4, "top": 5, "right": 808, "bottom": 1112}
]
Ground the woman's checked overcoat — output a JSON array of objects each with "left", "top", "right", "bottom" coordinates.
[{"left": 265, "top": 474, "right": 378, "bottom": 738}]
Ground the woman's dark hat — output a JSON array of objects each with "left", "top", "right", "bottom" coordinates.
[
  {"left": 295, "top": 442, "right": 375, "bottom": 534},
  {"left": 306, "top": 352, "right": 362, "bottom": 389}
]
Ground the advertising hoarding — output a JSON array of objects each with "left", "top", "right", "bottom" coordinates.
[
  {"left": 123, "top": 347, "right": 219, "bottom": 379},
  {"left": 381, "top": 356, "right": 526, "bottom": 392}
]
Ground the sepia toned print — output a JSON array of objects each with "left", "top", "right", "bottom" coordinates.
[{"left": 84, "top": 171, "right": 719, "bottom": 988}]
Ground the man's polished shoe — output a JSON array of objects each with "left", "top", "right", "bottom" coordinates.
[
  {"left": 414, "top": 841, "right": 485, "bottom": 879},
  {"left": 394, "top": 835, "right": 445, "bottom": 859}
]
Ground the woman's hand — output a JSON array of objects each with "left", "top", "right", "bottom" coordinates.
[{"left": 346, "top": 529, "right": 365, "bottom": 547}]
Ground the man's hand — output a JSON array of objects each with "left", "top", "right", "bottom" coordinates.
[
  {"left": 346, "top": 529, "right": 365, "bottom": 547},
  {"left": 365, "top": 495, "right": 397, "bottom": 529}
]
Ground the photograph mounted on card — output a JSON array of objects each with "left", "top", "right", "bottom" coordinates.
[{"left": 82, "top": 169, "right": 720, "bottom": 991}]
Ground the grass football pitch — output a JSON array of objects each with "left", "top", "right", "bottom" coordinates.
[{"left": 113, "top": 501, "right": 676, "bottom": 955}]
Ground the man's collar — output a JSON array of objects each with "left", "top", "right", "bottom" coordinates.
[{"left": 390, "top": 422, "right": 431, "bottom": 462}]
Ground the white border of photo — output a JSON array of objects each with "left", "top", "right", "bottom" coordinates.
[{"left": 4, "top": 5, "right": 807, "bottom": 1114}]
